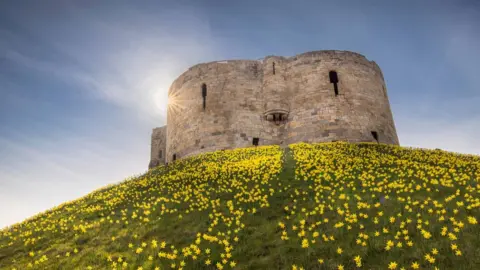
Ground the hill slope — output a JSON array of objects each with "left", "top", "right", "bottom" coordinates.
[{"left": 0, "top": 143, "right": 479, "bottom": 270}]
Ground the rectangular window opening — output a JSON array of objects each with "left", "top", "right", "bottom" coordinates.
[
  {"left": 202, "top": 84, "right": 207, "bottom": 110},
  {"left": 159, "top": 150, "right": 163, "bottom": 159},
  {"left": 252, "top": 137, "right": 259, "bottom": 146},
  {"left": 329, "top": 71, "right": 339, "bottom": 96},
  {"left": 329, "top": 71, "right": 338, "bottom": 83},
  {"left": 173, "top": 153, "right": 177, "bottom": 161},
  {"left": 371, "top": 131, "right": 379, "bottom": 143}
]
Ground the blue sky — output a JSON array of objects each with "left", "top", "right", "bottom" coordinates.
[{"left": 0, "top": 0, "right": 479, "bottom": 228}]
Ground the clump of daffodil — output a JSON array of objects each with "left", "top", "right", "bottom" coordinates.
[{"left": 0, "top": 143, "right": 479, "bottom": 269}]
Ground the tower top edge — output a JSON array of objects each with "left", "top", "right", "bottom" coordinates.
[
  {"left": 181, "top": 50, "right": 372, "bottom": 72},
  {"left": 169, "top": 50, "right": 377, "bottom": 89}
]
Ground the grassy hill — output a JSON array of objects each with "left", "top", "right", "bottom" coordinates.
[{"left": 0, "top": 142, "right": 479, "bottom": 270}]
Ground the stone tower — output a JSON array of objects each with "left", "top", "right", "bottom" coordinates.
[{"left": 149, "top": 50, "right": 399, "bottom": 168}]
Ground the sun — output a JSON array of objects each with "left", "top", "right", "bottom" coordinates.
[{"left": 167, "top": 90, "right": 191, "bottom": 115}]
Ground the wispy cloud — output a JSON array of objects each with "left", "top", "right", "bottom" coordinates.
[
  {"left": 0, "top": 125, "right": 148, "bottom": 228},
  {"left": 3, "top": 2, "right": 220, "bottom": 125},
  {"left": 0, "top": 2, "right": 222, "bottom": 228},
  {"left": 1, "top": 0, "right": 479, "bottom": 229}
]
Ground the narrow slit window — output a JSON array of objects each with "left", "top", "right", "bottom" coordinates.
[
  {"left": 252, "top": 137, "right": 259, "bottom": 146},
  {"left": 173, "top": 153, "right": 177, "bottom": 161},
  {"left": 159, "top": 150, "right": 163, "bottom": 159},
  {"left": 201, "top": 83, "right": 207, "bottom": 110},
  {"left": 371, "top": 131, "right": 379, "bottom": 143},
  {"left": 272, "top": 62, "right": 275, "bottom": 75},
  {"left": 329, "top": 71, "right": 339, "bottom": 96}
]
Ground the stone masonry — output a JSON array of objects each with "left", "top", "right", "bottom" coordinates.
[
  {"left": 149, "top": 126, "right": 166, "bottom": 169},
  {"left": 148, "top": 50, "right": 399, "bottom": 168}
]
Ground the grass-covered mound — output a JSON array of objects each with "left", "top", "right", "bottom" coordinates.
[{"left": 0, "top": 142, "right": 479, "bottom": 270}]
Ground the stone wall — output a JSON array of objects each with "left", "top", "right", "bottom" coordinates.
[
  {"left": 285, "top": 51, "right": 398, "bottom": 145},
  {"left": 149, "top": 50, "right": 399, "bottom": 166},
  {"left": 149, "top": 126, "right": 166, "bottom": 168}
]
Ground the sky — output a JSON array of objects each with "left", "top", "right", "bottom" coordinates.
[{"left": 0, "top": 0, "right": 479, "bottom": 228}]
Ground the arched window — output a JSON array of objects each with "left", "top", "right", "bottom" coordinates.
[
  {"left": 201, "top": 83, "right": 207, "bottom": 110},
  {"left": 329, "top": 71, "right": 339, "bottom": 96}
]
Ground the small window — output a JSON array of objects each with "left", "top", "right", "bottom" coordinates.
[
  {"left": 201, "top": 83, "right": 207, "bottom": 97},
  {"left": 201, "top": 84, "right": 207, "bottom": 110},
  {"left": 252, "top": 137, "right": 259, "bottom": 146},
  {"left": 329, "top": 71, "right": 339, "bottom": 96},
  {"left": 272, "top": 62, "right": 275, "bottom": 75},
  {"left": 371, "top": 131, "right": 379, "bottom": 143},
  {"left": 173, "top": 153, "right": 177, "bottom": 161},
  {"left": 159, "top": 150, "right": 163, "bottom": 159},
  {"left": 329, "top": 71, "right": 338, "bottom": 83}
]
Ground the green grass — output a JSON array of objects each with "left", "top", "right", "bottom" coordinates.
[{"left": 0, "top": 143, "right": 479, "bottom": 270}]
